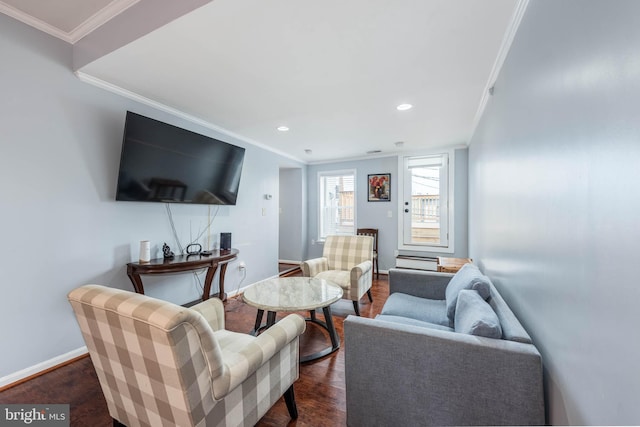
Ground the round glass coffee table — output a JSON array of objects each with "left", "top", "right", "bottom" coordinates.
[{"left": 243, "top": 277, "right": 343, "bottom": 362}]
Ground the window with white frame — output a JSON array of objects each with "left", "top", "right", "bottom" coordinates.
[
  {"left": 318, "top": 170, "right": 356, "bottom": 239},
  {"left": 398, "top": 151, "right": 454, "bottom": 252}
]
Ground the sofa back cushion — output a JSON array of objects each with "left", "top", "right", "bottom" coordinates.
[
  {"left": 445, "top": 263, "right": 491, "bottom": 321},
  {"left": 454, "top": 290, "right": 502, "bottom": 338}
]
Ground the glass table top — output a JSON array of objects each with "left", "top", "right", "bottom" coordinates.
[{"left": 243, "top": 277, "right": 343, "bottom": 311}]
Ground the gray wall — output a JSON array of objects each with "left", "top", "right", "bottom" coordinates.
[
  {"left": 306, "top": 150, "right": 468, "bottom": 269},
  {"left": 306, "top": 156, "right": 398, "bottom": 268},
  {"left": 468, "top": 1, "right": 640, "bottom": 424},
  {"left": 0, "top": 14, "right": 302, "bottom": 381},
  {"left": 278, "top": 168, "right": 305, "bottom": 262}
]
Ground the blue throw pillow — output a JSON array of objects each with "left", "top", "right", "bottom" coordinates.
[
  {"left": 454, "top": 290, "right": 502, "bottom": 338},
  {"left": 445, "top": 263, "right": 491, "bottom": 321}
]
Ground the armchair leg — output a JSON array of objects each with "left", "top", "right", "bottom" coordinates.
[
  {"left": 284, "top": 385, "right": 298, "bottom": 419},
  {"left": 367, "top": 289, "right": 373, "bottom": 302},
  {"left": 113, "top": 419, "right": 126, "bottom": 427},
  {"left": 352, "top": 301, "right": 361, "bottom": 316}
]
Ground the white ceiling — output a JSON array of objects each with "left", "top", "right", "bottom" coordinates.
[{"left": 2, "top": 0, "right": 525, "bottom": 164}]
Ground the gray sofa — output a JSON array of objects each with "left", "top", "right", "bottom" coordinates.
[{"left": 344, "top": 266, "right": 545, "bottom": 426}]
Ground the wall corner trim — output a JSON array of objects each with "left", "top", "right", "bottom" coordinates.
[{"left": 469, "top": 0, "right": 530, "bottom": 142}]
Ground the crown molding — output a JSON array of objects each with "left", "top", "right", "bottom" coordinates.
[
  {"left": 75, "top": 71, "right": 307, "bottom": 165},
  {"left": 469, "top": 0, "right": 530, "bottom": 142},
  {"left": 0, "top": 0, "right": 139, "bottom": 44},
  {"left": 0, "top": 1, "right": 73, "bottom": 43},
  {"left": 68, "top": 0, "right": 140, "bottom": 44}
]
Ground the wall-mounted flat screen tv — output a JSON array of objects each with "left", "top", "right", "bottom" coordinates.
[{"left": 115, "top": 112, "right": 245, "bottom": 205}]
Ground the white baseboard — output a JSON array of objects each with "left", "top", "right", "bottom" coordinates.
[
  {"left": 0, "top": 346, "right": 88, "bottom": 389},
  {"left": 278, "top": 259, "right": 301, "bottom": 265}
]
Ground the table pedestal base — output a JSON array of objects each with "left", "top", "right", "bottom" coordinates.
[{"left": 251, "top": 306, "right": 340, "bottom": 363}]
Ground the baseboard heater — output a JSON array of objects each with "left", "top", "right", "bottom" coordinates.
[{"left": 395, "top": 255, "right": 438, "bottom": 271}]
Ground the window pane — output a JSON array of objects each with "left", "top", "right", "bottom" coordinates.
[
  {"left": 319, "top": 172, "right": 355, "bottom": 238},
  {"left": 410, "top": 166, "right": 441, "bottom": 244},
  {"left": 401, "top": 153, "right": 449, "bottom": 249}
]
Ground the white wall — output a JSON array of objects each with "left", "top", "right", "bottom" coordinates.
[
  {"left": 469, "top": 1, "right": 640, "bottom": 424},
  {"left": 0, "top": 14, "right": 302, "bottom": 381}
]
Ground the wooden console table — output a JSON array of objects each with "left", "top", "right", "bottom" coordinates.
[{"left": 126, "top": 249, "right": 239, "bottom": 302}]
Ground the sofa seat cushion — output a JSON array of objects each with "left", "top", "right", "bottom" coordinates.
[
  {"left": 376, "top": 314, "right": 454, "bottom": 332},
  {"left": 454, "top": 289, "right": 502, "bottom": 339},
  {"left": 381, "top": 292, "right": 450, "bottom": 327},
  {"left": 445, "top": 263, "right": 492, "bottom": 321},
  {"left": 315, "top": 270, "right": 350, "bottom": 289}
]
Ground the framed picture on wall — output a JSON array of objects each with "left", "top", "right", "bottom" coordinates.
[{"left": 368, "top": 173, "right": 391, "bottom": 202}]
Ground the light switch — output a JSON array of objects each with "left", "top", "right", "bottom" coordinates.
[
  {"left": 262, "top": 208, "right": 266, "bottom": 216},
  {"left": 387, "top": 210, "right": 393, "bottom": 218}
]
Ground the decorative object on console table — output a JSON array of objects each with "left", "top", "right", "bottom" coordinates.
[
  {"left": 368, "top": 173, "right": 390, "bottom": 202},
  {"left": 437, "top": 256, "right": 473, "bottom": 273},
  {"left": 126, "top": 248, "right": 239, "bottom": 302},
  {"left": 186, "top": 243, "right": 202, "bottom": 255},
  {"left": 139, "top": 240, "right": 150, "bottom": 263},
  {"left": 220, "top": 232, "right": 232, "bottom": 251},
  {"left": 162, "top": 242, "right": 175, "bottom": 259}
]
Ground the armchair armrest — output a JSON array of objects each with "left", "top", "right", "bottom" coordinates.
[
  {"left": 190, "top": 297, "right": 225, "bottom": 331},
  {"left": 388, "top": 268, "right": 453, "bottom": 300},
  {"left": 301, "top": 257, "right": 328, "bottom": 277},
  {"left": 215, "top": 314, "right": 306, "bottom": 395},
  {"left": 344, "top": 316, "right": 545, "bottom": 426},
  {"left": 350, "top": 260, "right": 372, "bottom": 281}
]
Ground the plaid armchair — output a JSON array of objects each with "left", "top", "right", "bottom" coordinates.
[
  {"left": 68, "top": 285, "right": 305, "bottom": 427},
  {"left": 301, "top": 235, "right": 374, "bottom": 315}
]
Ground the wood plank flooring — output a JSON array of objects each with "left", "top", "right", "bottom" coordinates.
[{"left": 0, "top": 273, "right": 390, "bottom": 427}]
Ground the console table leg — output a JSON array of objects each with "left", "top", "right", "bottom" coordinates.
[
  {"left": 127, "top": 272, "right": 145, "bottom": 295},
  {"left": 202, "top": 263, "right": 220, "bottom": 301},
  {"left": 218, "top": 263, "right": 229, "bottom": 301}
]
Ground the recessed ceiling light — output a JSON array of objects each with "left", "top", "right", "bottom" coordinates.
[
  {"left": 395, "top": 141, "right": 405, "bottom": 148},
  {"left": 304, "top": 149, "right": 312, "bottom": 155},
  {"left": 366, "top": 150, "right": 382, "bottom": 154},
  {"left": 396, "top": 103, "right": 413, "bottom": 111},
  {"left": 277, "top": 126, "right": 289, "bottom": 132}
]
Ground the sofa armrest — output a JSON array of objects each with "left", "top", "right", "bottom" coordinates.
[
  {"left": 344, "top": 316, "right": 545, "bottom": 427},
  {"left": 301, "top": 257, "right": 328, "bottom": 277},
  {"left": 388, "top": 268, "right": 453, "bottom": 300}
]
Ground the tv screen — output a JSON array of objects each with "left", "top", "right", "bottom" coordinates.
[{"left": 115, "top": 112, "right": 245, "bottom": 205}]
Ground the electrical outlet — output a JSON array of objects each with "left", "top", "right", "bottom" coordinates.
[{"left": 239, "top": 261, "right": 246, "bottom": 270}]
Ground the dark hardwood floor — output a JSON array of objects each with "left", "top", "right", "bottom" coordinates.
[{"left": 0, "top": 273, "right": 389, "bottom": 427}]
